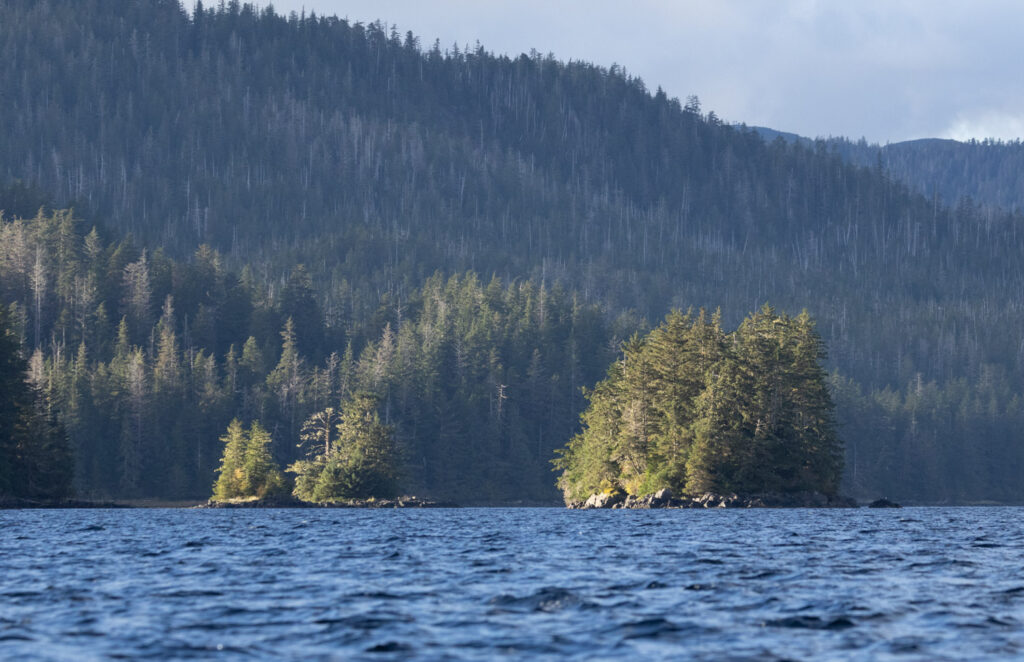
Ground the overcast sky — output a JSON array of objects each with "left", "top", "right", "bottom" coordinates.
[{"left": 261, "top": 1, "right": 1023, "bottom": 144}]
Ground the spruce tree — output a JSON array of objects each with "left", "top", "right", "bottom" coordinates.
[
  {"left": 212, "top": 418, "right": 247, "bottom": 500},
  {"left": 241, "top": 421, "right": 286, "bottom": 498}
]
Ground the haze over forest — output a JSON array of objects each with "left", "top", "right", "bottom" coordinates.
[{"left": 3, "top": 0, "right": 1024, "bottom": 504}]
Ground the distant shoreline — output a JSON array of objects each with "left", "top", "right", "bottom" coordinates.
[{"left": 3, "top": 497, "right": 1024, "bottom": 509}]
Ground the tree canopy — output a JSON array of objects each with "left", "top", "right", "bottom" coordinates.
[
  {"left": 289, "top": 393, "right": 401, "bottom": 502},
  {"left": 0, "top": 305, "right": 73, "bottom": 500},
  {"left": 212, "top": 419, "right": 286, "bottom": 500},
  {"left": 555, "top": 307, "right": 843, "bottom": 502}
]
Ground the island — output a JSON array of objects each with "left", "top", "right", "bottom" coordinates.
[{"left": 554, "top": 307, "right": 853, "bottom": 508}]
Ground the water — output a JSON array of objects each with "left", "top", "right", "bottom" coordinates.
[{"left": 2, "top": 507, "right": 1023, "bottom": 661}]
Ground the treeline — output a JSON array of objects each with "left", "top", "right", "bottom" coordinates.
[
  {"left": 0, "top": 306, "right": 73, "bottom": 500},
  {"left": 6, "top": 0, "right": 1024, "bottom": 398},
  {"left": 830, "top": 137, "right": 1024, "bottom": 214},
  {"left": 0, "top": 210, "right": 615, "bottom": 501},
  {"left": 833, "top": 369, "right": 1024, "bottom": 504},
  {"left": 556, "top": 307, "right": 842, "bottom": 502},
  {"left": 7, "top": 208, "right": 1024, "bottom": 503},
  {"left": 2, "top": 1, "right": 1024, "bottom": 502},
  {"left": 753, "top": 130, "right": 1024, "bottom": 215}
]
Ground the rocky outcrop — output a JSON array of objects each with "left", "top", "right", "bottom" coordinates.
[
  {"left": 201, "top": 495, "right": 458, "bottom": 508},
  {"left": 570, "top": 490, "right": 858, "bottom": 509},
  {"left": 867, "top": 498, "right": 901, "bottom": 508},
  {"left": 582, "top": 490, "right": 626, "bottom": 509}
]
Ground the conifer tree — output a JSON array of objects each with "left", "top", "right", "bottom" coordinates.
[
  {"left": 0, "top": 305, "right": 74, "bottom": 499},
  {"left": 212, "top": 419, "right": 286, "bottom": 500},
  {"left": 241, "top": 421, "right": 286, "bottom": 498},
  {"left": 0, "top": 305, "right": 31, "bottom": 495},
  {"left": 288, "top": 393, "right": 400, "bottom": 501},
  {"left": 212, "top": 419, "right": 247, "bottom": 500},
  {"left": 556, "top": 306, "right": 843, "bottom": 501}
]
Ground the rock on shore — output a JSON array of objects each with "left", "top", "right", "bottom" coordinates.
[
  {"left": 568, "top": 488, "right": 858, "bottom": 509},
  {"left": 201, "top": 495, "right": 458, "bottom": 508}
]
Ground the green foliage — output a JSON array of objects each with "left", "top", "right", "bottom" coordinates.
[
  {"left": 288, "top": 394, "right": 401, "bottom": 502},
  {"left": 555, "top": 307, "right": 843, "bottom": 502},
  {"left": 212, "top": 419, "right": 286, "bottom": 501},
  {"left": 213, "top": 421, "right": 247, "bottom": 500},
  {"left": 0, "top": 305, "right": 73, "bottom": 500}
]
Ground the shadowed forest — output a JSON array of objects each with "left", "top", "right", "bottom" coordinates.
[{"left": 3, "top": 1, "right": 1024, "bottom": 503}]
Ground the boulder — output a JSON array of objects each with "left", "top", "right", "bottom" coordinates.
[
  {"left": 868, "top": 498, "right": 901, "bottom": 508},
  {"left": 649, "top": 488, "right": 673, "bottom": 507},
  {"left": 583, "top": 490, "right": 626, "bottom": 509},
  {"left": 697, "top": 492, "right": 721, "bottom": 508},
  {"left": 720, "top": 494, "right": 741, "bottom": 508}
]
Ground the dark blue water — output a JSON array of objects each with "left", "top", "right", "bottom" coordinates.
[{"left": 2, "top": 508, "right": 1024, "bottom": 661}]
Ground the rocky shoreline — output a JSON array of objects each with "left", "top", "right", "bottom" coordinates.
[
  {"left": 199, "top": 495, "right": 458, "bottom": 509},
  {"left": 567, "top": 488, "right": 865, "bottom": 509}
]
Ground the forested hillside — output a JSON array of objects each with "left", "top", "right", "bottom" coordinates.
[
  {"left": 3, "top": 0, "right": 1024, "bottom": 503},
  {"left": 755, "top": 128, "right": 1024, "bottom": 215},
  {"left": 832, "top": 138, "right": 1024, "bottom": 214},
  {"left": 0, "top": 210, "right": 617, "bottom": 501}
]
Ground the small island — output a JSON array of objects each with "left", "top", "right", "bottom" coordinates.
[
  {"left": 205, "top": 392, "right": 452, "bottom": 507},
  {"left": 554, "top": 306, "right": 850, "bottom": 508}
]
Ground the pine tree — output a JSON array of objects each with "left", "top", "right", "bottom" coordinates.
[
  {"left": 212, "top": 419, "right": 247, "bottom": 500},
  {"left": 557, "top": 306, "right": 844, "bottom": 501},
  {"left": 241, "top": 421, "right": 286, "bottom": 498},
  {"left": 288, "top": 393, "right": 400, "bottom": 501},
  {"left": 0, "top": 305, "right": 74, "bottom": 499},
  {"left": 0, "top": 305, "right": 31, "bottom": 495}
]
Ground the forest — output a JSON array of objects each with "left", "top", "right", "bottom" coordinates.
[
  {"left": 3, "top": 1, "right": 1024, "bottom": 503},
  {"left": 555, "top": 307, "right": 842, "bottom": 503},
  {"left": 0, "top": 208, "right": 616, "bottom": 501}
]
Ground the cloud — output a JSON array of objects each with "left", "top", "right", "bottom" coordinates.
[
  {"left": 944, "top": 113, "right": 1024, "bottom": 142},
  {"left": 262, "top": 0, "right": 1024, "bottom": 143}
]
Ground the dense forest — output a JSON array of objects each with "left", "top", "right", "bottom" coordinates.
[
  {"left": 0, "top": 209, "right": 615, "bottom": 501},
  {"left": 834, "top": 137, "right": 1024, "bottom": 214},
  {"left": 3, "top": 0, "right": 1024, "bottom": 503},
  {"left": 0, "top": 304, "right": 73, "bottom": 501},
  {"left": 555, "top": 307, "right": 843, "bottom": 502},
  {"left": 755, "top": 128, "right": 1024, "bottom": 215}
]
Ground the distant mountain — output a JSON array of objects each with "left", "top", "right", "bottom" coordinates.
[
  {"left": 832, "top": 137, "right": 1024, "bottom": 212},
  {"left": 4, "top": 0, "right": 1024, "bottom": 503},
  {"left": 750, "top": 127, "right": 1024, "bottom": 213}
]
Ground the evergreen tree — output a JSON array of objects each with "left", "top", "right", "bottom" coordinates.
[
  {"left": 212, "top": 419, "right": 247, "bottom": 500},
  {"left": 241, "top": 421, "right": 286, "bottom": 498},
  {"left": 557, "top": 307, "right": 843, "bottom": 502},
  {"left": 0, "top": 305, "right": 32, "bottom": 495},
  {"left": 0, "top": 305, "right": 74, "bottom": 499},
  {"left": 288, "top": 393, "right": 400, "bottom": 501},
  {"left": 212, "top": 419, "right": 286, "bottom": 500}
]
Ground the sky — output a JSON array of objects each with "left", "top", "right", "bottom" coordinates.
[{"left": 262, "top": 0, "right": 1023, "bottom": 144}]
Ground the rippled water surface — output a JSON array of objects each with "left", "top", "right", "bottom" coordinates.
[{"left": 3, "top": 507, "right": 1024, "bottom": 660}]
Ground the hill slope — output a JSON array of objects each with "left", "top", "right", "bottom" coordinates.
[{"left": 3, "top": 1, "right": 1024, "bottom": 502}]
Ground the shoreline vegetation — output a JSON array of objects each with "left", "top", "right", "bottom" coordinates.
[{"left": 554, "top": 307, "right": 845, "bottom": 508}]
